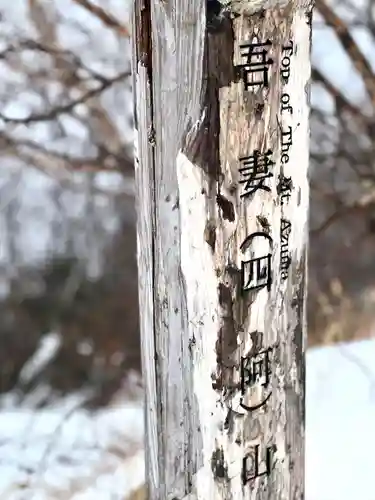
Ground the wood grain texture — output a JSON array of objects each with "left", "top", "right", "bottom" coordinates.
[
  {"left": 132, "top": 1, "right": 312, "bottom": 499},
  {"left": 132, "top": 2, "right": 159, "bottom": 498}
]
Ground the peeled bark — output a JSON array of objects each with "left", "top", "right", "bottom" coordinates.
[{"left": 132, "top": 1, "right": 312, "bottom": 498}]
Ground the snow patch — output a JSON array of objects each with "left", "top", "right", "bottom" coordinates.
[
  {"left": 0, "top": 398, "right": 145, "bottom": 499},
  {"left": 19, "top": 333, "right": 62, "bottom": 385}
]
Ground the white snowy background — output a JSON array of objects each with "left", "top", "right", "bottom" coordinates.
[
  {"left": 0, "top": 0, "right": 374, "bottom": 498},
  {"left": 306, "top": 339, "right": 375, "bottom": 500}
]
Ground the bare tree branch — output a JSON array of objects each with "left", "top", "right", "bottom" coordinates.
[
  {"left": 312, "top": 67, "right": 368, "bottom": 123},
  {"left": 0, "top": 69, "right": 131, "bottom": 125},
  {"left": 71, "top": 0, "right": 130, "bottom": 37},
  {"left": 315, "top": 0, "right": 375, "bottom": 109}
]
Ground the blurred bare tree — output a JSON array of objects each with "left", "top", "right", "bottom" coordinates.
[
  {"left": 309, "top": 0, "right": 375, "bottom": 346},
  {"left": 0, "top": 0, "right": 138, "bottom": 407},
  {"left": 1, "top": 0, "right": 375, "bottom": 408}
]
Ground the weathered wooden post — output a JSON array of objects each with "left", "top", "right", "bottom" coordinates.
[{"left": 132, "top": 1, "right": 312, "bottom": 498}]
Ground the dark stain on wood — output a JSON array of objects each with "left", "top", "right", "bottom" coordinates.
[
  {"left": 206, "top": 0, "right": 230, "bottom": 33},
  {"left": 250, "top": 330, "right": 264, "bottom": 355},
  {"left": 255, "top": 102, "right": 265, "bottom": 119},
  {"left": 217, "top": 193, "right": 235, "bottom": 222},
  {"left": 211, "top": 447, "right": 229, "bottom": 480},
  {"left": 277, "top": 174, "right": 294, "bottom": 195},
  {"left": 214, "top": 268, "right": 240, "bottom": 397},
  {"left": 181, "top": 16, "right": 236, "bottom": 184},
  {"left": 292, "top": 253, "right": 306, "bottom": 424},
  {"left": 136, "top": 0, "right": 153, "bottom": 75},
  {"left": 257, "top": 215, "right": 271, "bottom": 233},
  {"left": 243, "top": 413, "right": 261, "bottom": 441},
  {"left": 217, "top": 283, "right": 237, "bottom": 361},
  {"left": 224, "top": 407, "right": 236, "bottom": 436},
  {"left": 204, "top": 219, "right": 217, "bottom": 251}
]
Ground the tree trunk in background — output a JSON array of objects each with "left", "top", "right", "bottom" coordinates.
[{"left": 132, "top": 1, "right": 312, "bottom": 498}]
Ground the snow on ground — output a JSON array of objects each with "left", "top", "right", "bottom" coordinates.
[
  {"left": 306, "top": 338, "right": 375, "bottom": 500},
  {"left": 0, "top": 398, "right": 145, "bottom": 499},
  {"left": 0, "top": 338, "right": 374, "bottom": 499}
]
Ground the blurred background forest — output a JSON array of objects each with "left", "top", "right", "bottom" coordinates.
[{"left": 0, "top": 0, "right": 374, "bottom": 409}]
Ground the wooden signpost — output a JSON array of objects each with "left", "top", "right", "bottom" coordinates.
[{"left": 132, "top": 0, "right": 312, "bottom": 498}]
